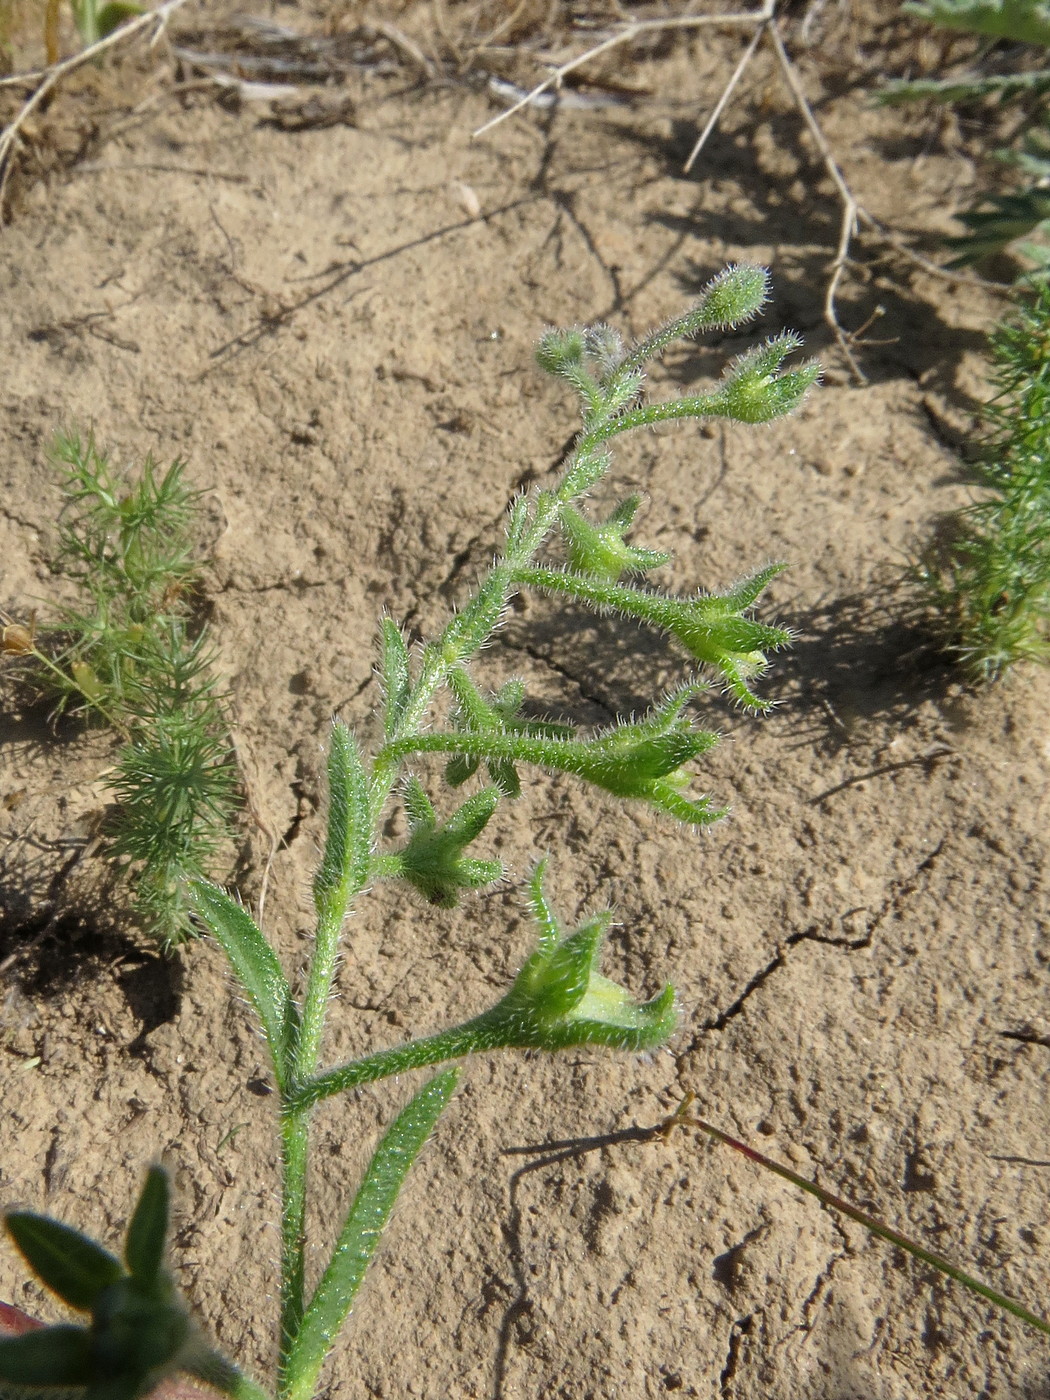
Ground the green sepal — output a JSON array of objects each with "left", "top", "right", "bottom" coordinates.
[
  {"left": 390, "top": 779, "right": 503, "bottom": 907},
  {"left": 187, "top": 881, "right": 300, "bottom": 1092},
  {"left": 123, "top": 1169, "right": 168, "bottom": 1291},
  {"left": 90, "top": 1278, "right": 189, "bottom": 1382},
  {"left": 536, "top": 327, "right": 586, "bottom": 376},
  {"left": 558, "top": 496, "right": 671, "bottom": 581},
  {"left": 504, "top": 494, "right": 530, "bottom": 553},
  {"left": 4, "top": 1214, "right": 122, "bottom": 1313},
  {"left": 0, "top": 1327, "right": 94, "bottom": 1385},
  {"left": 718, "top": 334, "right": 821, "bottom": 424},
  {"left": 482, "top": 866, "right": 677, "bottom": 1054},
  {"left": 561, "top": 448, "right": 612, "bottom": 498},
  {"left": 380, "top": 620, "right": 411, "bottom": 740},
  {"left": 658, "top": 566, "right": 792, "bottom": 709}
]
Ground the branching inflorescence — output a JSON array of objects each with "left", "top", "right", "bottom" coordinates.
[{"left": 0, "top": 266, "right": 819, "bottom": 1400}]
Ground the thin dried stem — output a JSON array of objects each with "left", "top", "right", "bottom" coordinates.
[
  {"left": 472, "top": 5, "right": 775, "bottom": 139},
  {"left": 0, "top": 0, "right": 190, "bottom": 220},
  {"left": 765, "top": 21, "right": 865, "bottom": 381},
  {"left": 683, "top": 19, "right": 768, "bottom": 172}
]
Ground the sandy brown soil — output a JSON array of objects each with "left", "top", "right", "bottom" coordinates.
[{"left": 1, "top": 5, "right": 1049, "bottom": 1398}]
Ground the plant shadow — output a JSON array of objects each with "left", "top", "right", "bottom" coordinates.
[{"left": 607, "top": 106, "right": 995, "bottom": 408}]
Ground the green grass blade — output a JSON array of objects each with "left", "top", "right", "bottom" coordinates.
[
  {"left": 281, "top": 1070, "right": 458, "bottom": 1400},
  {"left": 188, "top": 882, "right": 299, "bottom": 1090}
]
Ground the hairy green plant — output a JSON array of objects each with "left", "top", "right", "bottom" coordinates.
[
  {"left": 3, "top": 432, "right": 238, "bottom": 945},
  {"left": 880, "top": 0, "right": 1050, "bottom": 272},
  {"left": 915, "top": 277, "right": 1050, "bottom": 676},
  {"left": 5, "top": 273, "right": 1044, "bottom": 1398},
  {"left": 0, "top": 267, "right": 819, "bottom": 1399}
]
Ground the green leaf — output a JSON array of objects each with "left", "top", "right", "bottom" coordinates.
[
  {"left": 94, "top": 0, "right": 143, "bottom": 38},
  {"left": 313, "top": 723, "right": 371, "bottom": 929},
  {"left": 187, "top": 881, "right": 299, "bottom": 1091},
  {"left": 902, "top": 0, "right": 1050, "bottom": 47},
  {"left": 379, "top": 619, "right": 411, "bottom": 739},
  {"left": 4, "top": 1215, "right": 122, "bottom": 1312},
  {"left": 123, "top": 1169, "right": 168, "bottom": 1290},
  {"left": 281, "top": 1071, "right": 458, "bottom": 1400},
  {"left": 0, "top": 1326, "right": 93, "bottom": 1385}
]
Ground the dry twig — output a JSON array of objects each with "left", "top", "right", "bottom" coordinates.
[
  {"left": 0, "top": 0, "right": 190, "bottom": 220},
  {"left": 471, "top": 4, "right": 775, "bottom": 139}
]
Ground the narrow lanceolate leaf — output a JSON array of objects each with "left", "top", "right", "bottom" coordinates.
[
  {"left": 313, "top": 723, "right": 371, "bottom": 928},
  {"left": 379, "top": 619, "right": 411, "bottom": 740},
  {"left": 282, "top": 1070, "right": 458, "bottom": 1400},
  {"left": 123, "top": 1168, "right": 169, "bottom": 1289},
  {"left": 0, "top": 1325, "right": 93, "bottom": 1385},
  {"left": 188, "top": 881, "right": 298, "bottom": 1090},
  {"left": 4, "top": 1214, "right": 121, "bottom": 1312}
]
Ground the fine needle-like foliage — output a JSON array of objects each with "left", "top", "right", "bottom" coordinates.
[
  {"left": 1, "top": 268, "right": 824, "bottom": 1400},
  {"left": 914, "top": 277, "right": 1050, "bottom": 676},
  {"left": 1, "top": 431, "right": 238, "bottom": 946}
]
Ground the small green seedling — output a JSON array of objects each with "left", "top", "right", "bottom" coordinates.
[{"left": 3, "top": 432, "right": 238, "bottom": 945}]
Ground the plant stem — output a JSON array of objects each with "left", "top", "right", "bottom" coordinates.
[
  {"left": 288, "top": 1019, "right": 507, "bottom": 1114},
  {"left": 685, "top": 1112, "right": 1050, "bottom": 1340},
  {"left": 278, "top": 1112, "right": 310, "bottom": 1373}
]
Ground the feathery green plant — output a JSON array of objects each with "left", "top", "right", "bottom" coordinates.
[
  {"left": 880, "top": 1, "right": 1050, "bottom": 272},
  {"left": 915, "top": 277, "right": 1050, "bottom": 676},
  {"left": 0, "top": 266, "right": 819, "bottom": 1400},
  {"left": 4, "top": 432, "right": 238, "bottom": 945}
]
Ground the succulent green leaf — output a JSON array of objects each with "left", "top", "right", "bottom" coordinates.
[
  {"left": 123, "top": 1169, "right": 168, "bottom": 1290},
  {"left": 313, "top": 723, "right": 372, "bottom": 928},
  {"left": 282, "top": 1071, "right": 458, "bottom": 1400},
  {"left": 187, "top": 881, "right": 299, "bottom": 1091},
  {"left": 4, "top": 1214, "right": 122, "bottom": 1312},
  {"left": 0, "top": 1326, "right": 94, "bottom": 1385},
  {"left": 380, "top": 619, "right": 411, "bottom": 739}
]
